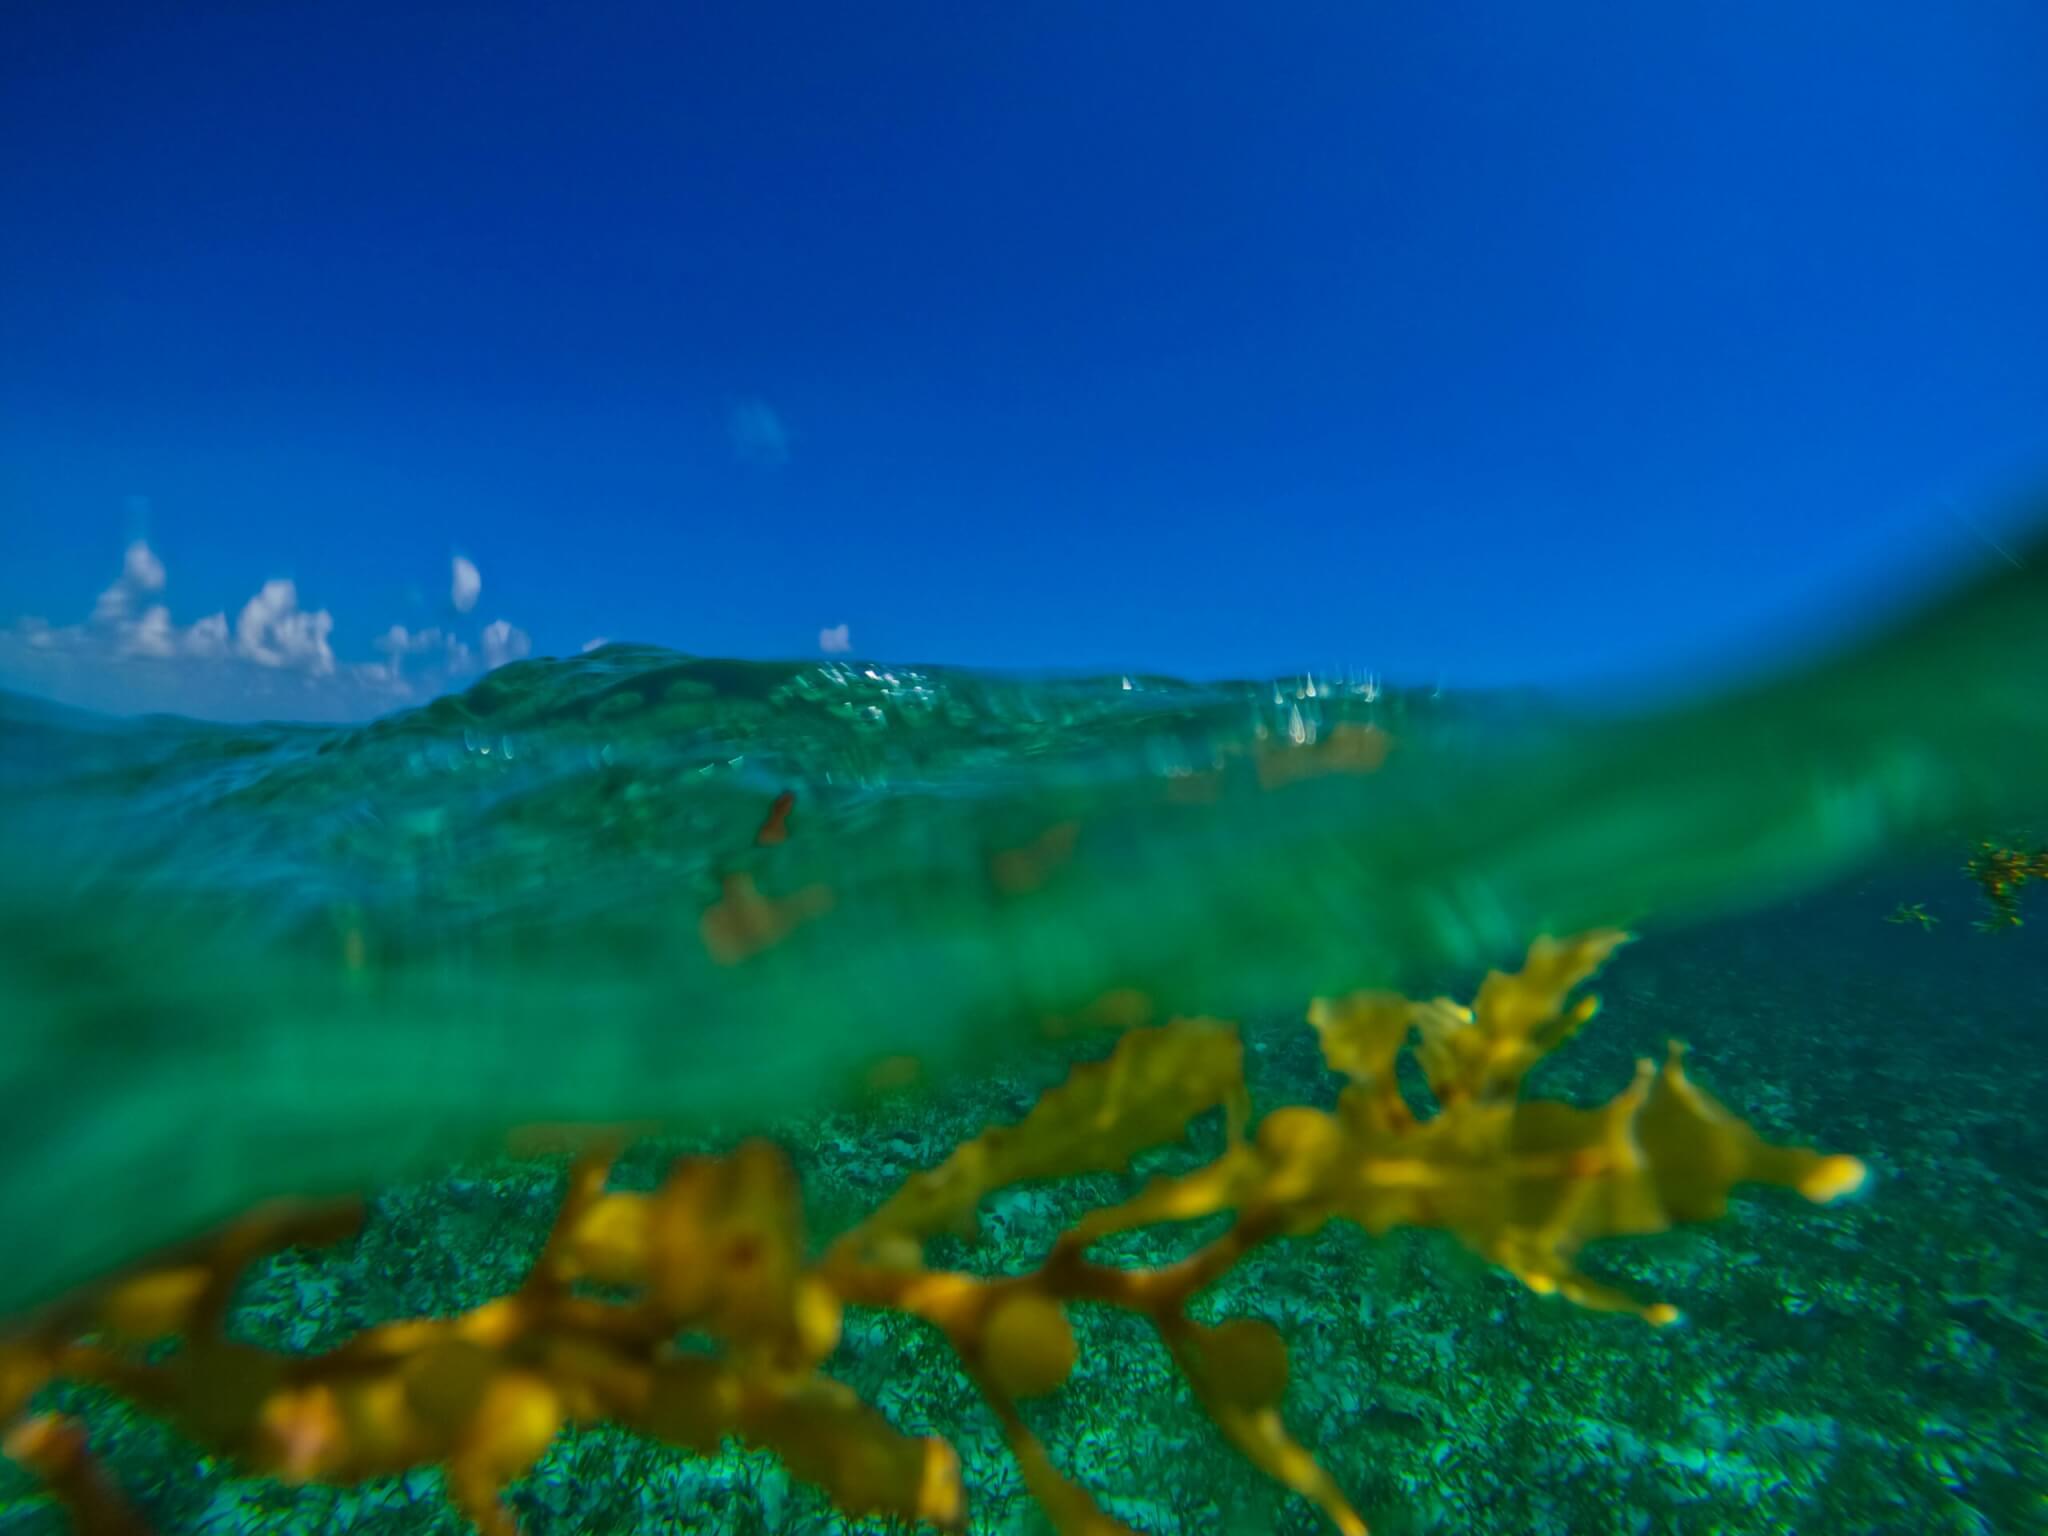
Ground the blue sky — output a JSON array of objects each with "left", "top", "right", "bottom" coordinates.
[{"left": 2, "top": 2, "right": 2044, "bottom": 719}]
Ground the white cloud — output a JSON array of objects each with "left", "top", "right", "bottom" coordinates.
[
  {"left": 360, "top": 625, "right": 448, "bottom": 690},
  {"left": 55, "top": 540, "right": 229, "bottom": 666},
  {"left": 374, "top": 624, "right": 444, "bottom": 660},
  {"left": 119, "top": 605, "right": 177, "bottom": 659},
  {"left": 347, "top": 659, "right": 416, "bottom": 698},
  {"left": 123, "top": 541, "right": 166, "bottom": 593},
  {"left": 184, "top": 612, "right": 230, "bottom": 659},
  {"left": 1, "top": 544, "right": 531, "bottom": 722},
  {"left": 819, "top": 622, "right": 851, "bottom": 654},
  {"left": 451, "top": 556, "right": 481, "bottom": 614},
  {"left": 729, "top": 398, "right": 791, "bottom": 467},
  {"left": 90, "top": 539, "right": 168, "bottom": 626},
  {"left": 481, "top": 619, "right": 531, "bottom": 670},
  {"left": 581, "top": 637, "right": 609, "bottom": 653},
  {"left": 235, "top": 579, "right": 336, "bottom": 675}
]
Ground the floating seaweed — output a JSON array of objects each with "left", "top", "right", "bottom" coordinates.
[
  {"left": 1964, "top": 839, "right": 2048, "bottom": 930},
  {"left": 0, "top": 933, "right": 1864, "bottom": 1535}
]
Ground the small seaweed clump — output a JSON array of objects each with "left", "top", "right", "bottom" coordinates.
[
  {"left": 0, "top": 932, "right": 1866, "bottom": 1535},
  {"left": 1965, "top": 839, "right": 2048, "bottom": 929}
]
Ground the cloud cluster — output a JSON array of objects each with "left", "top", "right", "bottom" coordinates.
[
  {"left": 91, "top": 540, "right": 167, "bottom": 626},
  {"left": 78, "top": 539, "right": 221, "bottom": 665},
  {"left": 235, "top": 579, "right": 336, "bottom": 674},
  {"left": 0, "top": 545, "right": 539, "bottom": 722},
  {"left": 818, "top": 622, "right": 851, "bottom": 654},
  {"left": 481, "top": 619, "right": 531, "bottom": 669},
  {"left": 36, "top": 540, "right": 298, "bottom": 674},
  {"left": 368, "top": 623, "right": 476, "bottom": 685}
]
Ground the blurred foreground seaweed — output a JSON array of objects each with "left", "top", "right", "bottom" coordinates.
[{"left": 1, "top": 933, "right": 1864, "bottom": 1536}]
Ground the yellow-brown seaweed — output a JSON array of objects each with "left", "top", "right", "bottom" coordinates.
[
  {"left": 1965, "top": 838, "right": 2048, "bottom": 929},
  {"left": 0, "top": 932, "right": 1865, "bottom": 1536}
]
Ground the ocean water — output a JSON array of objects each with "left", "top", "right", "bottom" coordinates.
[{"left": 0, "top": 537, "right": 2043, "bottom": 1534}]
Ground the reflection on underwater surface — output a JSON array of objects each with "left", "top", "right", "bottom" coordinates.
[{"left": 0, "top": 530, "right": 2044, "bottom": 1533}]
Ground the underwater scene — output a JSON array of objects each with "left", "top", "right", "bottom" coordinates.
[
  {"left": 4, "top": 5, "right": 2047, "bottom": 1535},
  {"left": 3, "top": 533, "right": 2046, "bottom": 1534}
]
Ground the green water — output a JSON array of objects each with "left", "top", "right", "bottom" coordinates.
[
  {"left": 2, "top": 535, "right": 2045, "bottom": 1327},
  {"left": 5, "top": 535, "right": 2048, "bottom": 1535}
]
